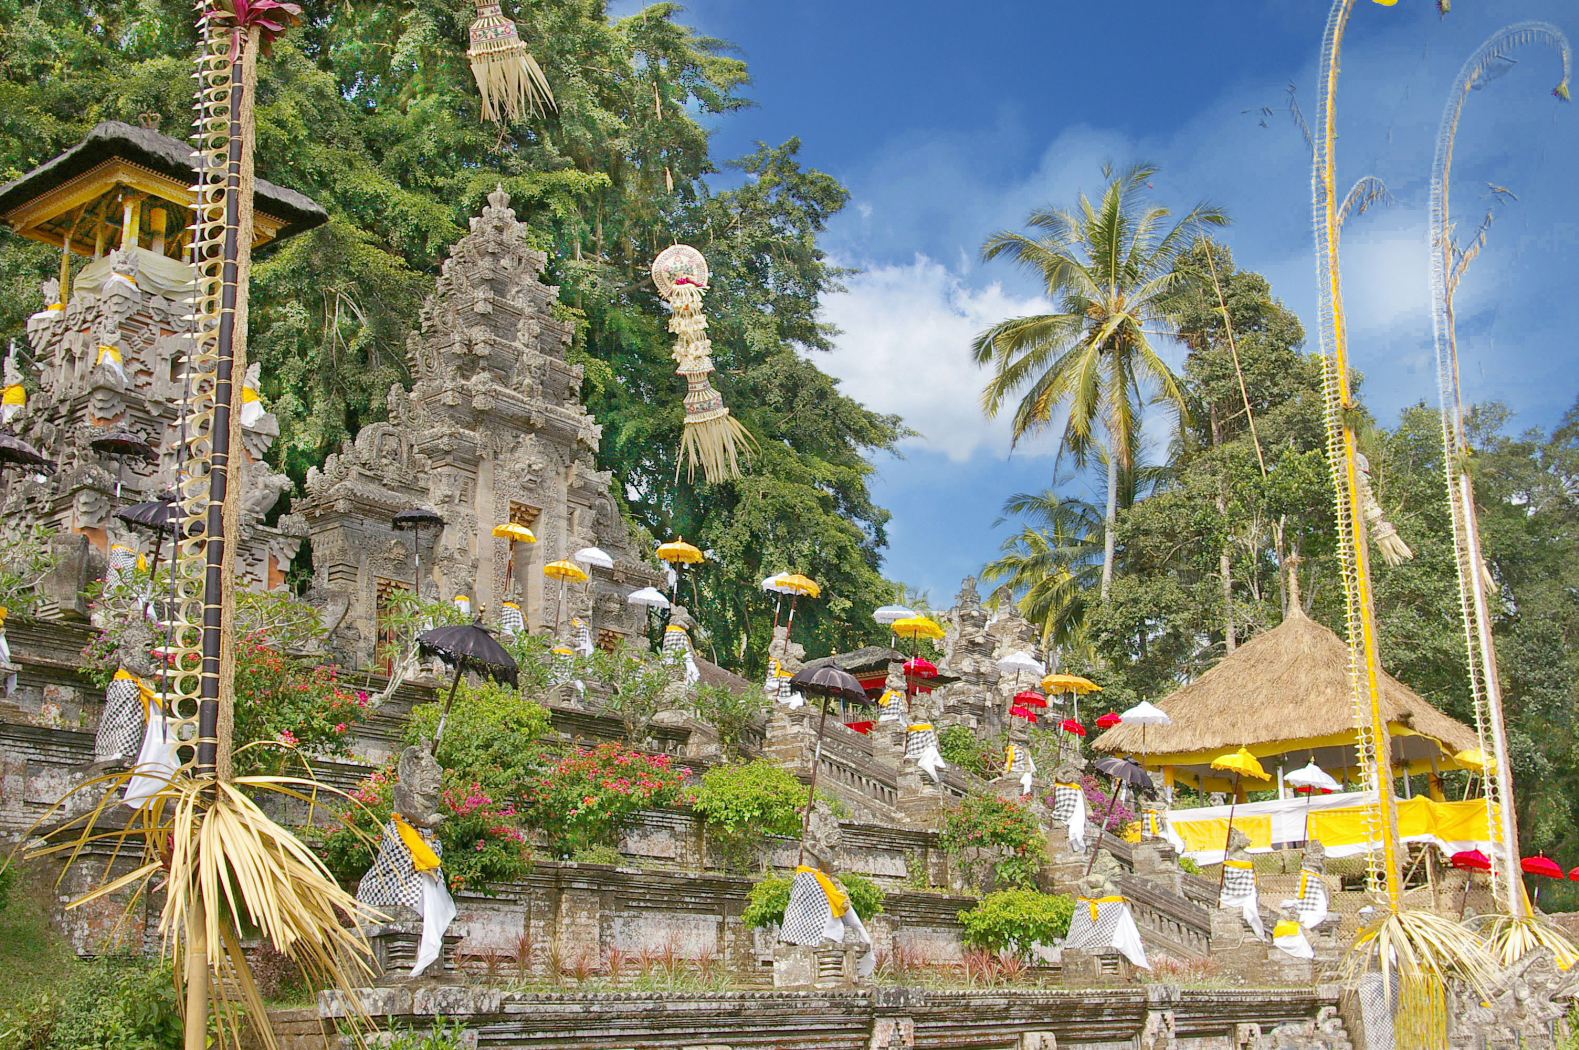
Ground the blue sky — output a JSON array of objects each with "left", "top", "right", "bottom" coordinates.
[{"left": 639, "top": 1, "right": 1579, "bottom": 601}]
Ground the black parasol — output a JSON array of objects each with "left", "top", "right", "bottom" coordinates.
[
  {"left": 1087, "top": 755, "right": 1157, "bottom": 873},
  {"left": 89, "top": 429, "right": 158, "bottom": 462},
  {"left": 115, "top": 491, "right": 186, "bottom": 535},
  {"left": 0, "top": 430, "right": 54, "bottom": 474},
  {"left": 394, "top": 507, "right": 445, "bottom": 599},
  {"left": 788, "top": 662, "right": 871, "bottom": 864},
  {"left": 417, "top": 619, "right": 519, "bottom": 746}
]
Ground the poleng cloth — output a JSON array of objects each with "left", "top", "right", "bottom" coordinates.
[
  {"left": 123, "top": 692, "right": 179, "bottom": 811},
  {"left": 1272, "top": 919, "right": 1314, "bottom": 960},
  {"left": 96, "top": 668, "right": 154, "bottom": 760},
  {"left": 778, "top": 867, "right": 874, "bottom": 977},
  {"left": 1142, "top": 808, "right": 1186, "bottom": 854},
  {"left": 1065, "top": 895, "right": 1149, "bottom": 969},
  {"left": 1282, "top": 868, "right": 1329, "bottom": 929},
  {"left": 499, "top": 601, "right": 525, "bottom": 640},
  {"left": 1219, "top": 859, "right": 1265, "bottom": 939},
  {"left": 1051, "top": 782, "right": 1088, "bottom": 852},
  {"left": 1005, "top": 744, "right": 1036, "bottom": 794},
  {"left": 357, "top": 818, "right": 456, "bottom": 976},
  {"left": 905, "top": 724, "right": 945, "bottom": 784}
]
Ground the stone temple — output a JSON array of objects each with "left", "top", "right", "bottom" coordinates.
[{"left": 0, "top": 123, "right": 1567, "bottom": 1050}]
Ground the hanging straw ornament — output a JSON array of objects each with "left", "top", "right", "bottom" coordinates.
[
  {"left": 466, "top": 0, "right": 555, "bottom": 125},
  {"left": 651, "top": 244, "right": 755, "bottom": 483}
]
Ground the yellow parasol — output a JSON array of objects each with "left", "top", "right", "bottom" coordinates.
[
  {"left": 656, "top": 539, "right": 705, "bottom": 564},
  {"left": 1210, "top": 747, "right": 1270, "bottom": 890},
  {"left": 544, "top": 560, "right": 590, "bottom": 638},
  {"left": 777, "top": 573, "right": 821, "bottom": 641},
  {"left": 1454, "top": 748, "right": 1494, "bottom": 773},
  {"left": 492, "top": 521, "right": 537, "bottom": 594},
  {"left": 1042, "top": 672, "right": 1101, "bottom": 720},
  {"left": 891, "top": 615, "right": 945, "bottom": 641}
]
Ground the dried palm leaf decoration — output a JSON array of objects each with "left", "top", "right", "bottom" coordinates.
[
  {"left": 652, "top": 244, "right": 755, "bottom": 483},
  {"left": 467, "top": 0, "right": 555, "bottom": 124}
]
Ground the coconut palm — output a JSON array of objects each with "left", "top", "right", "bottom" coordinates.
[
  {"left": 983, "top": 489, "right": 1103, "bottom": 651},
  {"left": 972, "top": 163, "right": 1226, "bottom": 598}
]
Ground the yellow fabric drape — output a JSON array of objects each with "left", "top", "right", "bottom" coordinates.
[
  {"left": 1223, "top": 858, "right": 1254, "bottom": 871},
  {"left": 907, "top": 723, "right": 933, "bottom": 733},
  {"left": 796, "top": 865, "right": 848, "bottom": 917},
  {"left": 1054, "top": 781, "right": 1081, "bottom": 792},
  {"left": 241, "top": 387, "right": 260, "bottom": 404},
  {"left": 1306, "top": 797, "right": 1493, "bottom": 849},
  {"left": 114, "top": 668, "right": 158, "bottom": 719},
  {"left": 393, "top": 814, "right": 442, "bottom": 873},
  {"left": 96, "top": 345, "right": 123, "bottom": 367},
  {"left": 1078, "top": 895, "right": 1124, "bottom": 922},
  {"left": 1175, "top": 816, "right": 1273, "bottom": 856},
  {"left": 1273, "top": 920, "right": 1302, "bottom": 940},
  {"left": 2, "top": 385, "right": 23, "bottom": 407},
  {"left": 1005, "top": 745, "right": 1016, "bottom": 769}
]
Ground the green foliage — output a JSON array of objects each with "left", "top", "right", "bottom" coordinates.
[
  {"left": 939, "top": 794, "right": 1047, "bottom": 892},
  {"left": 937, "top": 725, "right": 997, "bottom": 779},
  {"left": 232, "top": 633, "right": 369, "bottom": 775},
  {"left": 958, "top": 890, "right": 1075, "bottom": 956},
  {"left": 316, "top": 766, "right": 532, "bottom": 896},
  {"left": 687, "top": 682, "right": 770, "bottom": 758},
  {"left": 0, "top": 525, "right": 59, "bottom": 618},
  {"left": 693, "top": 760, "right": 807, "bottom": 871},
  {"left": 584, "top": 640, "right": 681, "bottom": 744},
  {"left": 374, "top": 1018, "right": 475, "bottom": 1050},
  {"left": 0, "top": 865, "right": 12, "bottom": 915},
  {"left": 741, "top": 871, "right": 885, "bottom": 930},
  {"left": 520, "top": 743, "right": 690, "bottom": 858},
  {"left": 568, "top": 844, "right": 626, "bottom": 867},
  {"left": 0, "top": 956, "right": 185, "bottom": 1050},
  {"left": 1179, "top": 856, "right": 1203, "bottom": 876},
  {"left": 405, "top": 677, "right": 553, "bottom": 796}
]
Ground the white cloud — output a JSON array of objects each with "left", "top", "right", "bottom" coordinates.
[{"left": 817, "top": 255, "right": 1053, "bottom": 462}]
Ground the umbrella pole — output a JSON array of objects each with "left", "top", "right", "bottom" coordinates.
[
  {"left": 433, "top": 665, "right": 464, "bottom": 749},
  {"left": 796, "top": 698, "right": 831, "bottom": 869},
  {"left": 1218, "top": 773, "right": 1241, "bottom": 893},
  {"left": 504, "top": 540, "right": 514, "bottom": 594},
  {"left": 1087, "top": 781, "right": 1123, "bottom": 875},
  {"left": 412, "top": 528, "right": 424, "bottom": 601},
  {"left": 1302, "top": 792, "right": 1313, "bottom": 845},
  {"left": 771, "top": 594, "right": 783, "bottom": 637},
  {"left": 785, "top": 595, "right": 800, "bottom": 639}
]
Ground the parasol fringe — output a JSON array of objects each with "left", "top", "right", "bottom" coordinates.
[{"left": 467, "top": 0, "right": 555, "bottom": 124}]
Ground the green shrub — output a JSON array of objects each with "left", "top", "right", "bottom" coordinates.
[
  {"left": 406, "top": 677, "right": 553, "bottom": 795},
  {"left": 377, "top": 1018, "right": 474, "bottom": 1050},
  {"left": 0, "top": 865, "right": 13, "bottom": 915},
  {"left": 521, "top": 743, "right": 690, "bottom": 857},
  {"left": 693, "top": 760, "right": 808, "bottom": 871},
  {"left": 939, "top": 793, "right": 1047, "bottom": 891},
  {"left": 958, "top": 889, "right": 1075, "bottom": 956},
  {"left": 742, "top": 871, "right": 885, "bottom": 929},
  {"left": 688, "top": 683, "right": 770, "bottom": 757},
  {"left": 937, "top": 725, "right": 995, "bottom": 778},
  {"left": 569, "top": 844, "right": 626, "bottom": 866},
  {"left": 0, "top": 956, "right": 186, "bottom": 1049},
  {"left": 1179, "top": 856, "right": 1202, "bottom": 876}
]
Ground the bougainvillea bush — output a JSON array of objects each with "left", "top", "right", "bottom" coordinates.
[
  {"left": 521, "top": 743, "right": 691, "bottom": 858},
  {"left": 938, "top": 793, "right": 1047, "bottom": 891},
  {"left": 316, "top": 766, "right": 533, "bottom": 896},
  {"left": 1077, "top": 774, "right": 1137, "bottom": 832},
  {"left": 233, "top": 632, "right": 369, "bottom": 774}
]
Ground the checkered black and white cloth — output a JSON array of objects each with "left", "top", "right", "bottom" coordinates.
[
  {"left": 1004, "top": 745, "right": 1036, "bottom": 794},
  {"left": 1287, "top": 868, "right": 1329, "bottom": 929},
  {"left": 498, "top": 602, "right": 525, "bottom": 640},
  {"left": 570, "top": 617, "right": 594, "bottom": 656},
  {"left": 1064, "top": 896, "right": 1149, "bottom": 969},
  {"left": 663, "top": 624, "right": 690, "bottom": 657},
  {"left": 95, "top": 671, "right": 147, "bottom": 761},
  {"left": 1219, "top": 861, "right": 1265, "bottom": 939},
  {"left": 107, "top": 543, "right": 138, "bottom": 589},
  {"left": 905, "top": 725, "right": 944, "bottom": 784},
  {"left": 0, "top": 626, "right": 14, "bottom": 696},
  {"left": 778, "top": 870, "right": 874, "bottom": 977},
  {"left": 357, "top": 820, "right": 456, "bottom": 976},
  {"left": 1051, "top": 783, "right": 1088, "bottom": 851}
]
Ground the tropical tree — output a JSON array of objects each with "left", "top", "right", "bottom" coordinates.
[
  {"left": 971, "top": 163, "right": 1226, "bottom": 597},
  {"left": 982, "top": 489, "right": 1102, "bottom": 652}
]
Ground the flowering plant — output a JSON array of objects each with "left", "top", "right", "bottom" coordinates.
[
  {"left": 939, "top": 793, "right": 1047, "bottom": 891},
  {"left": 232, "top": 632, "right": 368, "bottom": 774},
  {"left": 522, "top": 743, "right": 691, "bottom": 857},
  {"left": 315, "top": 766, "right": 532, "bottom": 895}
]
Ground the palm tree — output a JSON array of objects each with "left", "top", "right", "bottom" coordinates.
[
  {"left": 982, "top": 489, "right": 1103, "bottom": 651},
  {"left": 972, "top": 163, "right": 1226, "bottom": 598}
]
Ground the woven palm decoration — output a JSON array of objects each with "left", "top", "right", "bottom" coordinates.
[
  {"left": 467, "top": 0, "right": 554, "bottom": 124},
  {"left": 652, "top": 244, "right": 755, "bottom": 483}
]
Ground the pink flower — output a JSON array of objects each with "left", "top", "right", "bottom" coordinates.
[
  {"left": 334, "top": 722, "right": 348, "bottom": 733},
  {"left": 278, "top": 729, "right": 299, "bottom": 746}
]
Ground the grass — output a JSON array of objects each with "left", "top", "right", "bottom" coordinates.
[{"left": 0, "top": 860, "right": 83, "bottom": 1012}]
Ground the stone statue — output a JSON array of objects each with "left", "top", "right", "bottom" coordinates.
[
  {"left": 1449, "top": 946, "right": 1579, "bottom": 1048},
  {"left": 1049, "top": 758, "right": 1089, "bottom": 852},
  {"left": 93, "top": 619, "right": 157, "bottom": 763},
  {"left": 2, "top": 342, "right": 25, "bottom": 425},
  {"left": 1219, "top": 827, "right": 1265, "bottom": 939},
  {"left": 1064, "top": 854, "right": 1149, "bottom": 970},
  {"left": 802, "top": 800, "right": 842, "bottom": 873},
  {"left": 357, "top": 744, "right": 455, "bottom": 976}
]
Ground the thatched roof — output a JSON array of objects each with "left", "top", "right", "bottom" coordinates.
[
  {"left": 1094, "top": 604, "right": 1477, "bottom": 774},
  {"left": 694, "top": 655, "right": 754, "bottom": 695}
]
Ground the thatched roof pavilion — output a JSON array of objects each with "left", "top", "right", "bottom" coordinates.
[{"left": 1093, "top": 604, "right": 1478, "bottom": 794}]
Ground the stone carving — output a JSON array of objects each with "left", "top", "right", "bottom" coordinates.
[
  {"left": 1448, "top": 946, "right": 1579, "bottom": 1048},
  {"left": 802, "top": 800, "right": 842, "bottom": 873},
  {"left": 396, "top": 744, "right": 445, "bottom": 828}
]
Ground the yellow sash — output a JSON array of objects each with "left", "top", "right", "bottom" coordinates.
[
  {"left": 96, "top": 345, "right": 123, "bottom": 367},
  {"left": 876, "top": 688, "right": 899, "bottom": 707},
  {"left": 1005, "top": 745, "right": 1016, "bottom": 769},
  {"left": 241, "top": 386, "right": 260, "bottom": 404},
  {"left": 1297, "top": 870, "right": 1313, "bottom": 898},
  {"left": 1273, "top": 920, "right": 1301, "bottom": 940},
  {"left": 393, "top": 814, "right": 442, "bottom": 873},
  {"left": 665, "top": 624, "right": 687, "bottom": 633},
  {"left": 502, "top": 601, "right": 520, "bottom": 610},
  {"left": 1078, "top": 894, "right": 1124, "bottom": 922},
  {"left": 796, "top": 865, "right": 847, "bottom": 917},
  {"left": 114, "top": 667, "right": 158, "bottom": 719},
  {"left": 907, "top": 723, "right": 933, "bottom": 733},
  {"left": 1224, "top": 858, "right": 1253, "bottom": 871},
  {"left": 2, "top": 384, "right": 23, "bottom": 407},
  {"left": 0, "top": 605, "right": 8, "bottom": 627},
  {"left": 1054, "top": 781, "right": 1081, "bottom": 792}
]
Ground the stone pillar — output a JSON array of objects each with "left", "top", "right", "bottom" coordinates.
[{"left": 895, "top": 766, "right": 946, "bottom": 828}]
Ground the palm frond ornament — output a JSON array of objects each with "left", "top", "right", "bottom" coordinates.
[
  {"left": 1428, "top": 20, "right": 1574, "bottom": 964},
  {"left": 1311, "top": 2, "right": 1495, "bottom": 1044},
  {"left": 652, "top": 244, "right": 755, "bottom": 483},
  {"left": 28, "top": 4, "right": 380, "bottom": 1047},
  {"left": 466, "top": 0, "right": 555, "bottom": 125}
]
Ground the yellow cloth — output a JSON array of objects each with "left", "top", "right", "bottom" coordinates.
[
  {"left": 1054, "top": 781, "right": 1081, "bottom": 791},
  {"left": 0, "top": 606, "right": 8, "bottom": 626},
  {"left": 114, "top": 668, "right": 158, "bottom": 719},
  {"left": 393, "top": 814, "right": 441, "bottom": 873},
  {"left": 796, "top": 865, "right": 848, "bottom": 917},
  {"left": 1174, "top": 815, "right": 1273, "bottom": 856},
  {"left": 876, "top": 688, "right": 899, "bottom": 706},
  {"left": 666, "top": 624, "right": 687, "bottom": 632},
  {"left": 907, "top": 723, "right": 934, "bottom": 732},
  {"left": 1223, "top": 858, "right": 1254, "bottom": 870},
  {"left": 1306, "top": 797, "right": 1494, "bottom": 850},
  {"left": 502, "top": 601, "right": 520, "bottom": 610},
  {"left": 96, "top": 345, "right": 123, "bottom": 367},
  {"left": 1273, "top": 920, "right": 1302, "bottom": 940},
  {"left": 1005, "top": 745, "right": 1016, "bottom": 769},
  {"left": 241, "top": 387, "right": 260, "bottom": 404},
  {"left": 2, "top": 384, "right": 23, "bottom": 407},
  {"left": 1079, "top": 894, "right": 1124, "bottom": 922}
]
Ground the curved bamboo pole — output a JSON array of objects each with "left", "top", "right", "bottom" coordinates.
[
  {"left": 1428, "top": 22, "right": 1572, "bottom": 920},
  {"left": 1311, "top": 0, "right": 1403, "bottom": 909}
]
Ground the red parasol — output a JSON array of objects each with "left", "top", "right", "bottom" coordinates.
[
  {"left": 1521, "top": 855, "right": 1565, "bottom": 879},
  {"left": 1095, "top": 711, "right": 1122, "bottom": 730},
  {"left": 904, "top": 657, "right": 938, "bottom": 679},
  {"left": 1013, "top": 689, "right": 1048, "bottom": 708},
  {"left": 1569, "top": 867, "right": 1579, "bottom": 882},
  {"left": 1060, "top": 718, "right": 1087, "bottom": 738},
  {"left": 1009, "top": 705, "right": 1039, "bottom": 722},
  {"left": 1451, "top": 850, "right": 1491, "bottom": 872},
  {"left": 1292, "top": 785, "right": 1334, "bottom": 796},
  {"left": 843, "top": 720, "right": 875, "bottom": 735}
]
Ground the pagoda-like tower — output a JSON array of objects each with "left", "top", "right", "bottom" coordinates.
[
  {"left": 0, "top": 121, "right": 325, "bottom": 608},
  {"left": 298, "top": 187, "right": 660, "bottom": 665}
]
